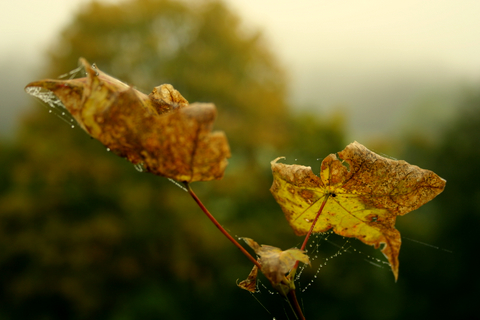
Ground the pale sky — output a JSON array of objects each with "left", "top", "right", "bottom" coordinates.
[{"left": 2, "top": 0, "right": 480, "bottom": 140}]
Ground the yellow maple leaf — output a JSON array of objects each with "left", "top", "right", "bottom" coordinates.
[{"left": 270, "top": 141, "right": 446, "bottom": 280}]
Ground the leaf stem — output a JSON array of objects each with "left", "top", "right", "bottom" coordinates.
[
  {"left": 284, "top": 195, "right": 330, "bottom": 320},
  {"left": 290, "top": 194, "right": 330, "bottom": 278},
  {"left": 300, "top": 194, "right": 330, "bottom": 252},
  {"left": 287, "top": 289, "right": 306, "bottom": 320},
  {"left": 185, "top": 183, "right": 307, "bottom": 319},
  {"left": 184, "top": 182, "right": 261, "bottom": 270}
]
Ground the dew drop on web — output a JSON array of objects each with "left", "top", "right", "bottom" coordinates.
[
  {"left": 58, "top": 65, "right": 85, "bottom": 79},
  {"left": 167, "top": 178, "right": 188, "bottom": 192},
  {"left": 296, "top": 232, "right": 360, "bottom": 292},
  {"left": 26, "top": 62, "right": 89, "bottom": 129},
  {"left": 133, "top": 162, "right": 144, "bottom": 172},
  {"left": 25, "top": 86, "right": 79, "bottom": 129}
]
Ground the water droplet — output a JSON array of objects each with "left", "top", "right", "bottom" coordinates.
[
  {"left": 134, "top": 162, "right": 144, "bottom": 172},
  {"left": 48, "top": 110, "right": 52, "bottom": 113},
  {"left": 106, "top": 148, "right": 111, "bottom": 152},
  {"left": 304, "top": 218, "right": 312, "bottom": 222},
  {"left": 167, "top": 178, "right": 188, "bottom": 192},
  {"left": 71, "top": 125, "right": 75, "bottom": 128},
  {"left": 62, "top": 112, "right": 65, "bottom": 115},
  {"left": 295, "top": 159, "right": 297, "bottom": 161}
]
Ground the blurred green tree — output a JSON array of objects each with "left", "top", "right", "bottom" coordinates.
[
  {"left": 0, "top": 0, "right": 345, "bottom": 319},
  {"left": 390, "top": 87, "right": 480, "bottom": 319}
]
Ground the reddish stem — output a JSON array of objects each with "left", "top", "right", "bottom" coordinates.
[
  {"left": 287, "top": 289, "right": 306, "bottom": 320},
  {"left": 185, "top": 183, "right": 308, "bottom": 319},
  {"left": 185, "top": 183, "right": 261, "bottom": 270},
  {"left": 292, "top": 194, "right": 330, "bottom": 273},
  {"left": 284, "top": 195, "right": 331, "bottom": 320},
  {"left": 300, "top": 194, "right": 330, "bottom": 251}
]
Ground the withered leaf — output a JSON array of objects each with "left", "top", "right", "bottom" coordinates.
[
  {"left": 237, "top": 265, "right": 258, "bottom": 293},
  {"left": 243, "top": 238, "right": 310, "bottom": 286},
  {"left": 25, "top": 58, "right": 230, "bottom": 182},
  {"left": 270, "top": 141, "right": 446, "bottom": 280}
]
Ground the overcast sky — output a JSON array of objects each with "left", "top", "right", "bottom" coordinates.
[{"left": 2, "top": 0, "right": 480, "bottom": 140}]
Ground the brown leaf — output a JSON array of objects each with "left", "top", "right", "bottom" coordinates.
[
  {"left": 270, "top": 141, "right": 446, "bottom": 280},
  {"left": 25, "top": 58, "right": 230, "bottom": 182},
  {"left": 243, "top": 238, "right": 310, "bottom": 286},
  {"left": 237, "top": 265, "right": 258, "bottom": 293}
]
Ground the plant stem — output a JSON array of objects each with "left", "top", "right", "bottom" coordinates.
[
  {"left": 287, "top": 289, "right": 306, "bottom": 320},
  {"left": 184, "top": 182, "right": 261, "bottom": 270},
  {"left": 185, "top": 182, "right": 317, "bottom": 320},
  {"left": 284, "top": 194, "right": 330, "bottom": 320},
  {"left": 290, "top": 194, "right": 330, "bottom": 278},
  {"left": 300, "top": 194, "right": 330, "bottom": 252}
]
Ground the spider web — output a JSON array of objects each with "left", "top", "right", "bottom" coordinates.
[{"left": 25, "top": 64, "right": 86, "bottom": 129}]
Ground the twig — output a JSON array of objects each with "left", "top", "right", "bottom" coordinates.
[
  {"left": 185, "top": 182, "right": 261, "bottom": 269},
  {"left": 287, "top": 289, "right": 306, "bottom": 320},
  {"left": 291, "top": 194, "right": 330, "bottom": 276},
  {"left": 185, "top": 182, "right": 311, "bottom": 320}
]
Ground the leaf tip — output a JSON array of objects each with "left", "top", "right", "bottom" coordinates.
[
  {"left": 242, "top": 237, "right": 261, "bottom": 252},
  {"left": 237, "top": 265, "right": 259, "bottom": 293},
  {"left": 271, "top": 156, "right": 286, "bottom": 165}
]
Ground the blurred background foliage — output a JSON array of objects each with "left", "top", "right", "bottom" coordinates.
[{"left": 0, "top": 0, "right": 478, "bottom": 319}]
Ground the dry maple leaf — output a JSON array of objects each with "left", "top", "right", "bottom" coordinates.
[
  {"left": 237, "top": 265, "right": 259, "bottom": 293},
  {"left": 241, "top": 238, "right": 310, "bottom": 287},
  {"left": 270, "top": 141, "right": 446, "bottom": 280},
  {"left": 25, "top": 58, "right": 230, "bottom": 182}
]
